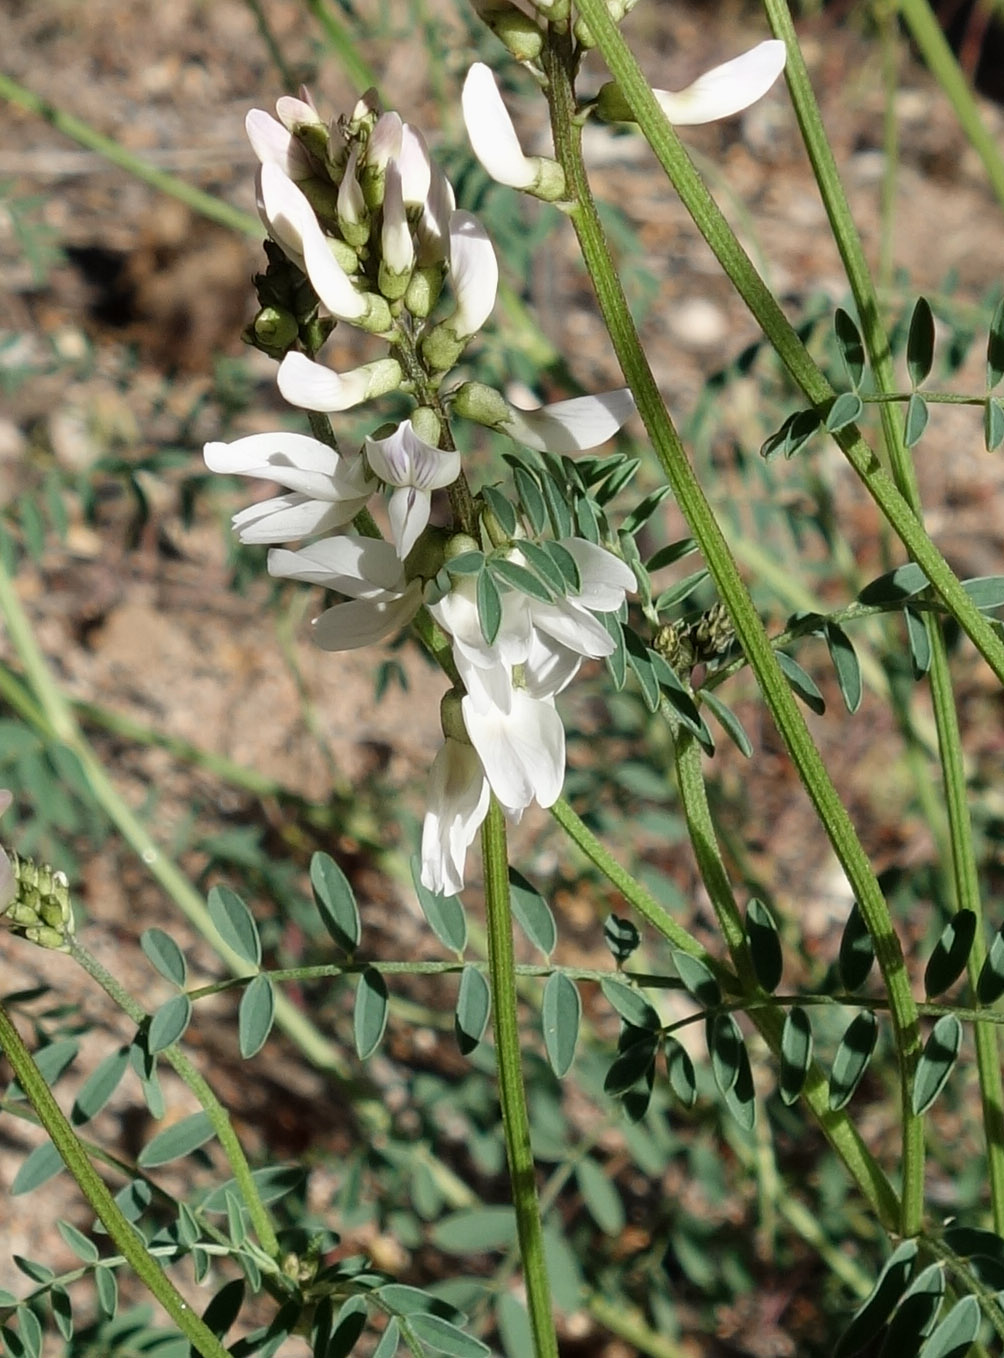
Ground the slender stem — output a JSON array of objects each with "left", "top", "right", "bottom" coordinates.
[
  {"left": 897, "top": 0, "right": 1004, "bottom": 212},
  {"left": 549, "top": 798, "right": 724, "bottom": 966},
  {"left": 0, "top": 73, "right": 259, "bottom": 237},
  {"left": 573, "top": 0, "right": 1004, "bottom": 688},
  {"left": 480, "top": 799, "right": 557, "bottom": 1358},
  {"left": 302, "top": 0, "right": 380, "bottom": 93},
  {"left": 68, "top": 940, "right": 280, "bottom": 1261},
  {"left": 0, "top": 553, "right": 362, "bottom": 1085},
  {"left": 764, "top": 0, "right": 1004, "bottom": 1233},
  {"left": 0, "top": 1002, "right": 232, "bottom": 1358},
  {"left": 543, "top": 17, "right": 917, "bottom": 1231}
]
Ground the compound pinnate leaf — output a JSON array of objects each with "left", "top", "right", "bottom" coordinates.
[
  {"left": 839, "top": 902, "right": 875, "bottom": 992},
  {"left": 11, "top": 1142, "right": 63, "bottom": 1196},
  {"left": 603, "top": 1034, "right": 658, "bottom": 1097},
  {"left": 56, "top": 1219, "right": 99, "bottom": 1264},
  {"left": 576, "top": 1155, "right": 625, "bottom": 1235},
  {"left": 987, "top": 297, "right": 1004, "bottom": 389},
  {"left": 825, "top": 621, "right": 862, "bottom": 714},
  {"left": 138, "top": 1111, "right": 214, "bottom": 1168},
  {"left": 95, "top": 1265, "right": 118, "bottom": 1319},
  {"left": 779, "top": 1006, "right": 813, "bottom": 1106},
  {"left": 905, "top": 605, "right": 932, "bottom": 678},
  {"left": 977, "top": 920, "right": 1004, "bottom": 1004},
  {"left": 985, "top": 396, "right": 1004, "bottom": 451},
  {"left": 147, "top": 994, "right": 192, "bottom": 1054},
  {"left": 858, "top": 563, "right": 929, "bottom": 605},
  {"left": 71, "top": 1045, "right": 129, "bottom": 1125},
  {"left": 912, "top": 1015, "right": 963, "bottom": 1115},
  {"left": 906, "top": 296, "right": 935, "bottom": 387},
  {"left": 835, "top": 1240, "right": 919, "bottom": 1357},
  {"left": 207, "top": 885, "right": 261, "bottom": 968},
  {"left": 777, "top": 651, "right": 825, "bottom": 714},
  {"left": 826, "top": 391, "right": 864, "bottom": 433},
  {"left": 829, "top": 1010, "right": 879, "bottom": 1111},
  {"left": 671, "top": 951, "right": 721, "bottom": 1008},
  {"left": 411, "top": 856, "right": 467, "bottom": 953},
  {"left": 239, "top": 973, "right": 276, "bottom": 1059},
  {"left": 879, "top": 1263, "right": 944, "bottom": 1356},
  {"left": 600, "top": 978, "right": 660, "bottom": 1031},
  {"left": 663, "top": 1036, "right": 697, "bottom": 1107},
  {"left": 541, "top": 971, "right": 580, "bottom": 1078},
  {"left": 409, "top": 1313, "right": 490, "bottom": 1357},
  {"left": 310, "top": 852, "right": 361, "bottom": 953},
  {"left": 508, "top": 868, "right": 556, "bottom": 956},
  {"left": 354, "top": 967, "right": 390, "bottom": 1060},
  {"left": 454, "top": 964, "right": 491, "bottom": 1056},
  {"left": 835, "top": 307, "right": 866, "bottom": 388},
  {"left": 700, "top": 689, "right": 753, "bottom": 758},
  {"left": 140, "top": 928, "right": 187, "bottom": 987},
  {"left": 918, "top": 1296, "right": 981, "bottom": 1358},
  {"left": 924, "top": 910, "right": 976, "bottom": 997},
  {"left": 904, "top": 392, "right": 929, "bottom": 447},
  {"left": 603, "top": 913, "right": 641, "bottom": 963},
  {"left": 708, "top": 1013, "right": 744, "bottom": 1096},
  {"left": 476, "top": 567, "right": 502, "bottom": 646},
  {"left": 745, "top": 898, "right": 783, "bottom": 993}
]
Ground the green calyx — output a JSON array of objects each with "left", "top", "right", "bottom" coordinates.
[{"left": 3, "top": 854, "right": 75, "bottom": 950}]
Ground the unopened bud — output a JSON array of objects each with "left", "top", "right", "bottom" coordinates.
[
  {"left": 404, "top": 264, "right": 444, "bottom": 319},
  {"left": 2, "top": 854, "right": 75, "bottom": 951},
  {"left": 411, "top": 406, "right": 442, "bottom": 446},
  {"left": 471, "top": 0, "right": 545, "bottom": 62},
  {"left": 450, "top": 381, "right": 511, "bottom": 430},
  {"left": 253, "top": 306, "right": 299, "bottom": 352}
]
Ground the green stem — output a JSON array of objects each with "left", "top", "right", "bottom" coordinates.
[
  {"left": 0, "top": 73, "right": 259, "bottom": 237},
  {"left": 480, "top": 799, "right": 557, "bottom": 1358},
  {"left": 302, "top": 0, "right": 380, "bottom": 93},
  {"left": 68, "top": 940, "right": 280, "bottom": 1262},
  {"left": 0, "top": 1002, "right": 232, "bottom": 1358},
  {"left": 764, "top": 0, "right": 1003, "bottom": 1233},
  {"left": 549, "top": 798, "right": 720, "bottom": 964},
  {"left": 544, "top": 17, "right": 916, "bottom": 1232},
  {"left": 897, "top": 0, "right": 1004, "bottom": 212},
  {"left": 0, "top": 552, "right": 358, "bottom": 1085},
  {"left": 573, "top": 0, "right": 1004, "bottom": 688}
]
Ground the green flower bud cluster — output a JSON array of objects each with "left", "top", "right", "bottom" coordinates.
[
  {"left": 245, "top": 240, "right": 333, "bottom": 360},
  {"left": 2, "top": 854, "right": 75, "bottom": 951},
  {"left": 655, "top": 602, "right": 734, "bottom": 679}
]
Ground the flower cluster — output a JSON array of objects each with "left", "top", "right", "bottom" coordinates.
[
  {"left": 206, "top": 87, "right": 637, "bottom": 892},
  {"left": 205, "top": 26, "right": 786, "bottom": 892},
  {"left": 0, "top": 791, "right": 76, "bottom": 951}
]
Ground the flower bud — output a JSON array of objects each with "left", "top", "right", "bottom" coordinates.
[
  {"left": 439, "top": 690, "right": 470, "bottom": 744},
  {"left": 2, "top": 854, "right": 75, "bottom": 951},
  {"left": 337, "top": 146, "right": 370, "bottom": 248},
  {"left": 404, "top": 264, "right": 445, "bottom": 319},
  {"left": 470, "top": 0, "right": 544, "bottom": 62},
  {"left": 253, "top": 306, "right": 300, "bottom": 353},
  {"left": 411, "top": 406, "right": 442, "bottom": 447},
  {"left": 450, "top": 381, "right": 511, "bottom": 429}
]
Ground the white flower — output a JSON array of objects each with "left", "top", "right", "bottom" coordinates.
[
  {"left": 337, "top": 145, "right": 367, "bottom": 233},
  {"left": 246, "top": 109, "right": 314, "bottom": 179},
  {"left": 365, "top": 421, "right": 461, "bottom": 558},
  {"left": 276, "top": 353, "right": 403, "bottom": 413},
  {"left": 420, "top": 739, "right": 491, "bottom": 895},
  {"left": 461, "top": 64, "right": 565, "bottom": 198},
  {"left": 204, "top": 430, "right": 375, "bottom": 544},
  {"left": 268, "top": 535, "right": 423, "bottom": 650},
  {"left": 653, "top": 40, "right": 786, "bottom": 125},
  {"left": 447, "top": 211, "right": 499, "bottom": 339},
  {"left": 415, "top": 160, "right": 455, "bottom": 266},
  {"left": 366, "top": 111, "right": 403, "bottom": 172},
  {"left": 462, "top": 685, "right": 566, "bottom": 812},
  {"left": 398, "top": 123, "right": 433, "bottom": 208},
  {"left": 259, "top": 163, "right": 368, "bottom": 323},
  {"left": 381, "top": 162, "right": 414, "bottom": 275},
  {"left": 501, "top": 389, "right": 636, "bottom": 453}
]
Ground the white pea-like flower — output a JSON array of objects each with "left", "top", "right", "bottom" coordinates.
[
  {"left": 203, "top": 431, "right": 375, "bottom": 543},
  {"left": 652, "top": 39, "right": 787, "bottom": 125},
  {"left": 446, "top": 211, "right": 499, "bottom": 340},
  {"left": 420, "top": 739, "right": 491, "bottom": 896},
  {"left": 276, "top": 353, "right": 404, "bottom": 414},
  {"left": 461, "top": 63, "right": 566, "bottom": 198},
  {"left": 365, "top": 420, "right": 462, "bottom": 558}
]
